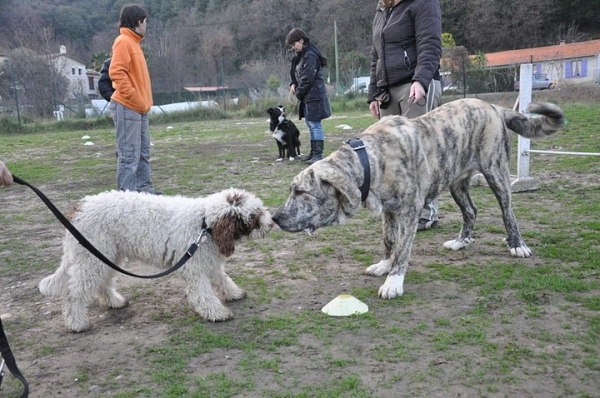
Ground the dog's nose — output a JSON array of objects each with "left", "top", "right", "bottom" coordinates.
[{"left": 271, "top": 212, "right": 281, "bottom": 225}]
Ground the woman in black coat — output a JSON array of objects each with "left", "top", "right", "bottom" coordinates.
[{"left": 286, "top": 28, "right": 331, "bottom": 164}]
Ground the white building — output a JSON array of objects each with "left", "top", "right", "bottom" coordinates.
[
  {"left": 48, "top": 45, "right": 91, "bottom": 100},
  {"left": 483, "top": 39, "right": 600, "bottom": 88}
]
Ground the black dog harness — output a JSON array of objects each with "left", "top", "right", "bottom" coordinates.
[{"left": 345, "top": 138, "right": 370, "bottom": 202}]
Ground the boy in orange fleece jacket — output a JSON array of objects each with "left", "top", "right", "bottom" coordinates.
[{"left": 109, "top": 4, "right": 160, "bottom": 194}]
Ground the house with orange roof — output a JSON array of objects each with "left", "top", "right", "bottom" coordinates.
[{"left": 484, "top": 39, "right": 600, "bottom": 88}]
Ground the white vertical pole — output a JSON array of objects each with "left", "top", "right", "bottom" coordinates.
[
  {"left": 517, "top": 64, "right": 533, "bottom": 179},
  {"left": 511, "top": 63, "right": 541, "bottom": 192}
]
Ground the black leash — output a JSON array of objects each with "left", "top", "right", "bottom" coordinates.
[
  {"left": 12, "top": 175, "right": 211, "bottom": 279},
  {"left": 401, "top": 96, "right": 415, "bottom": 117},
  {"left": 0, "top": 317, "right": 29, "bottom": 397}
]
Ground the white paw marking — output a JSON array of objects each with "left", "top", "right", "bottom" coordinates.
[
  {"left": 443, "top": 237, "right": 473, "bottom": 251},
  {"left": 365, "top": 259, "right": 392, "bottom": 276},
  {"left": 510, "top": 245, "right": 531, "bottom": 258},
  {"left": 378, "top": 274, "right": 404, "bottom": 299},
  {"left": 276, "top": 158, "right": 283, "bottom": 162}
]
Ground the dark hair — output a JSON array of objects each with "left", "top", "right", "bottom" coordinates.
[
  {"left": 286, "top": 28, "right": 310, "bottom": 46},
  {"left": 119, "top": 4, "right": 148, "bottom": 29}
]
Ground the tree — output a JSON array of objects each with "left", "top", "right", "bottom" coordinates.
[
  {"left": 0, "top": 49, "right": 69, "bottom": 118},
  {"left": 0, "top": 24, "right": 71, "bottom": 118},
  {"left": 338, "top": 50, "right": 369, "bottom": 91},
  {"left": 442, "top": 33, "right": 456, "bottom": 48}
]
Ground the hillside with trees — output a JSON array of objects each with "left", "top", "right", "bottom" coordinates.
[{"left": 1, "top": 0, "right": 599, "bottom": 97}]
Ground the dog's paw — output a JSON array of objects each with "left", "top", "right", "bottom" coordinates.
[
  {"left": 365, "top": 259, "right": 392, "bottom": 276},
  {"left": 378, "top": 274, "right": 405, "bottom": 299},
  {"left": 289, "top": 157, "right": 295, "bottom": 161},
  {"left": 196, "top": 304, "right": 234, "bottom": 322},
  {"left": 443, "top": 237, "right": 473, "bottom": 251},
  {"left": 224, "top": 289, "right": 246, "bottom": 302},
  {"left": 509, "top": 244, "right": 531, "bottom": 258},
  {"left": 110, "top": 299, "right": 129, "bottom": 309},
  {"left": 276, "top": 158, "right": 284, "bottom": 162},
  {"left": 98, "top": 291, "right": 129, "bottom": 309},
  {"left": 503, "top": 237, "right": 532, "bottom": 258},
  {"left": 67, "top": 320, "right": 93, "bottom": 333},
  {"left": 207, "top": 308, "right": 234, "bottom": 322}
]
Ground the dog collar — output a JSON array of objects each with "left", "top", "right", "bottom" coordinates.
[{"left": 345, "top": 138, "right": 370, "bottom": 202}]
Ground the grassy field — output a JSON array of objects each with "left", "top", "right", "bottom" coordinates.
[{"left": 0, "top": 99, "right": 599, "bottom": 398}]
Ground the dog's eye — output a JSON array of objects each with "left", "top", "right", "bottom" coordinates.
[{"left": 295, "top": 189, "right": 313, "bottom": 198}]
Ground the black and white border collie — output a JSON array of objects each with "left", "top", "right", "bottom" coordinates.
[{"left": 267, "top": 105, "right": 302, "bottom": 161}]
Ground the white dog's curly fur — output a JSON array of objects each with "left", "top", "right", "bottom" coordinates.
[{"left": 39, "top": 188, "right": 273, "bottom": 332}]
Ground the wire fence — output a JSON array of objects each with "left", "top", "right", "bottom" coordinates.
[
  {"left": 440, "top": 61, "right": 600, "bottom": 97},
  {"left": 1, "top": 61, "right": 599, "bottom": 125}
]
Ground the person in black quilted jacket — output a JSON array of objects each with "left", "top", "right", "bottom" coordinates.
[
  {"left": 98, "top": 57, "right": 114, "bottom": 102},
  {"left": 368, "top": 0, "right": 443, "bottom": 231}
]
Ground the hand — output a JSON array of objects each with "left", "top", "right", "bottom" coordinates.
[
  {"left": 0, "top": 161, "right": 13, "bottom": 186},
  {"left": 290, "top": 84, "right": 297, "bottom": 95},
  {"left": 410, "top": 81, "right": 426, "bottom": 104},
  {"left": 369, "top": 101, "right": 380, "bottom": 119}
]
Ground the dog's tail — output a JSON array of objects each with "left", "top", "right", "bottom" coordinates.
[
  {"left": 501, "top": 102, "right": 565, "bottom": 139},
  {"left": 39, "top": 265, "right": 67, "bottom": 298}
]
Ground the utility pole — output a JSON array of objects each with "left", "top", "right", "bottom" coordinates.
[
  {"left": 13, "top": 80, "right": 21, "bottom": 127},
  {"left": 334, "top": 20, "right": 340, "bottom": 95},
  {"left": 219, "top": 55, "right": 226, "bottom": 115}
]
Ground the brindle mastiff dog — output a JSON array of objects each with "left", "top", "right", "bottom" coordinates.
[{"left": 272, "top": 98, "right": 564, "bottom": 299}]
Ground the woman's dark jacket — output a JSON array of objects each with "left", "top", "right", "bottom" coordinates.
[
  {"left": 290, "top": 43, "right": 331, "bottom": 122},
  {"left": 368, "top": 0, "right": 442, "bottom": 102},
  {"left": 98, "top": 58, "right": 114, "bottom": 102}
]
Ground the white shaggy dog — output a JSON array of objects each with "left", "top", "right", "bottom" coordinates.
[{"left": 39, "top": 188, "right": 274, "bottom": 332}]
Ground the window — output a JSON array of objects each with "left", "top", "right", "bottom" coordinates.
[
  {"left": 78, "top": 68, "right": 82, "bottom": 75},
  {"left": 565, "top": 59, "right": 588, "bottom": 78},
  {"left": 572, "top": 60, "right": 581, "bottom": 76},
  {"left": 88, "top": 77, "right": 94, "bottom": 90},
  {"left": 71, "top": 67, "right": 75, "bottom": 75}
]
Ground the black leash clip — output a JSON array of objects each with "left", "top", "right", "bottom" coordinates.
[
  {"left": 197, "top": 218, "right": 212, "bottom": 244},
  {"left": 345, "top": 138, "right": 365, "bottom": 150},
  {"left": 187, "top": 218, "right": 212, "bottom": 256}
]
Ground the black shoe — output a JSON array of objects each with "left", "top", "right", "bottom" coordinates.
[
  {"left": 305, "top": 140, "right": 323, "bottom": 164},
  {"left": 417, "top": 218, "right": 438, "bottom": 231},
  {"left": 301, "top": 141, "right": 316, "bottom": 161},
  {"left": 305, "top": 153, "right": 322, "bottom": 164}
]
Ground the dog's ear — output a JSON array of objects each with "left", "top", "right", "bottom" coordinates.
[
  {"left": 211, "top": 215, "right": 238, "bottom": 257},
  {"left": 267, "top": 108, "right": 274, "bottom": 115},
  {"left": 313, "top": 164, "right": 362, "bottom": 217}
]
